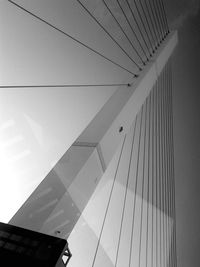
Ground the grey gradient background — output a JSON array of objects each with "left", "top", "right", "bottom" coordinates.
[{"left": 166, "top": 1, "right": 200, "bottom": 266}]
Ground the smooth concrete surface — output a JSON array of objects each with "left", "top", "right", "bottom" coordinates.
[
  {"left": 77, "top": 31, "right": 178, "bottom": 168},
  {"left": 8, "top": 31, "right": 177, "bottom": 237},
  {"left": 67, "top": 93, "right": 173, "bottom": 266},
  {"left": 0, "top": 88, "right": 116, "bottom": 223}
]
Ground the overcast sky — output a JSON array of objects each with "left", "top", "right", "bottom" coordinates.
[{"left": 165, "top": 1, "right": 200, "bottom": 266}]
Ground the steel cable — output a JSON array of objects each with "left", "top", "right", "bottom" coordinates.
[
  {"left": 116, "top": 0, "right": 149, "bottom": 63},
  {"left": 102, "top": 0, "right": 143, "bottom": 70},
  {"left": 125, "top": 0, "right": 153, "bottom": 56},
  {"left": 7, "top": 0, "right": 138, "bottom": 77}
]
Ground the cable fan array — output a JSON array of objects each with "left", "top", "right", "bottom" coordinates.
[{"left": 2, "top": 0, "right": 170, "bottom": 89}]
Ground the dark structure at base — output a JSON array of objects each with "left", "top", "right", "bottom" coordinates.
[{"left": 0, "top": 222, "right": 71, "bottom": 266}]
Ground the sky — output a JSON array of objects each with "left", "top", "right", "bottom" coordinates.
[
  {"left": 0, "top": 1, "right": 200, "bottom": 266},
  {"left": 165, "top": 1, "right": 200, "bottom": 266},
  {"left": 0, "top": 0, "right": 131, "bottom": 223}
]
